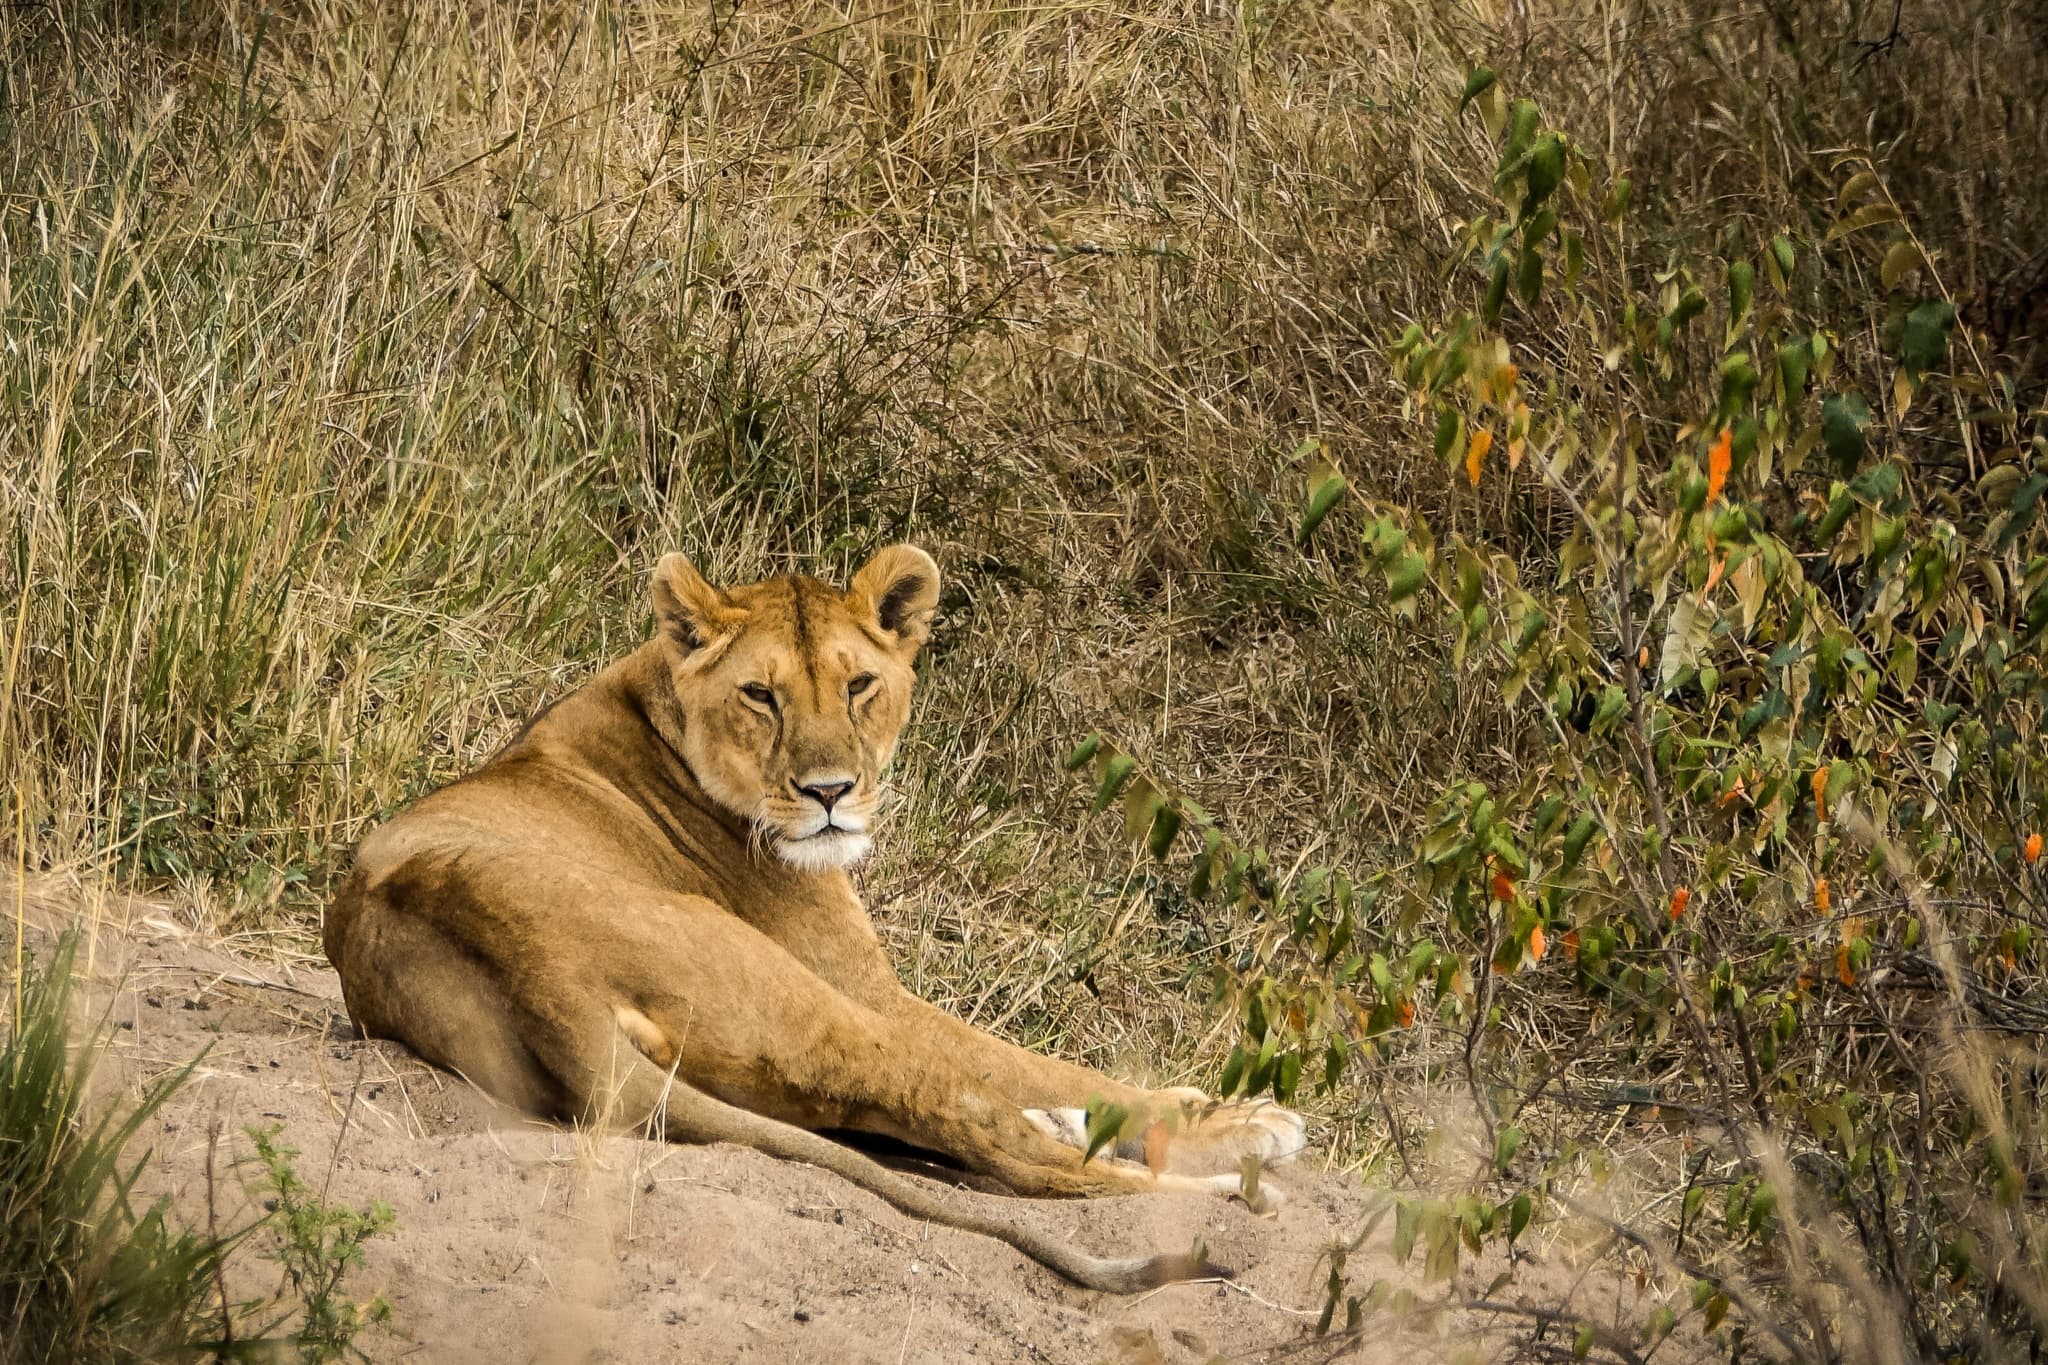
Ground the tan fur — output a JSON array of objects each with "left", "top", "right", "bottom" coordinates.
[{"left": 323, "top": 546, "right": 1305, "bottom": 1292}]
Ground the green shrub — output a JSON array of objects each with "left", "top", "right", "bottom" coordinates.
[
  {"left": 1078, "top": 79, "right": 2048, "bottom": 1363},
  {"left": 238, "top": 1128, "right": 394, "bottom": 1364}
]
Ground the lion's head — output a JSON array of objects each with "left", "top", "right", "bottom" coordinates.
[{"left": 649, "top": 545, "right": 941, "bottom": 872}]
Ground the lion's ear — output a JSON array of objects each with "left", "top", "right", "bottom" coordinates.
[
  {"left": 851, "top": 544, "right": 941, "bottom": 653},
  {"left": 651, "top": 553, "right": 744, "bottom": 650}
]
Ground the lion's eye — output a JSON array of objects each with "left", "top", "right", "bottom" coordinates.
[
  {"left": 740, "top": 683, "right": 777, "bottom": 709},
  {"left": 847, "top": 673, "right": 877, "bottom": 699}
]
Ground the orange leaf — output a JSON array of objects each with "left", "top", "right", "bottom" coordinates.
[
  {"left": 1668, "top": 886, "right": 1691, "bottom": 921},
  {"left": 1701, "top": 556, "right": 1726, "bottom": 599},
  {"left": 1563, "top": 929, "right": 1580, "bottom": 962},
  {"left": 1527, "top": 924, "right": 1547, "bottom": 962},
  {"left": 2026, "top": 831, "right": 2042, "bottom": 864},
  {"left": 1814, "top": 877, "right": 1831, "bottom": 914},
  {"left": 1143, "top": 1121, "right": 1173, "bottom": 1174},
  {"left": 1465, "top": 428, "right": 1494, "bottom": 486},
  {"left": 1705, "top": 426, "right": 1732, "bottom": 504},
  {"left": 1836, "top": 942, "right": 1856, "bottom": 987},
  {"left": 1491, "top": 871, "right": 1516, "bottom": 901},
  {"left": 1811, "top": 767, "right": 1830, "bottom": 823},
  {"left": 1395, "top": 998, "right": 1416, "bottom": 1028},
  {"left": 1492, "top": 363, "right": 1519, "bottom": 401}
]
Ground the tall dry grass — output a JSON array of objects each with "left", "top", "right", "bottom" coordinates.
[{"left": 5, "top": 0, "right": 2048, "bottom": 1355}]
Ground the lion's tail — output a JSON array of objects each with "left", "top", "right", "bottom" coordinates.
[{"left": 619, "top": 1069, "right": 1230, "bottom": 1294}]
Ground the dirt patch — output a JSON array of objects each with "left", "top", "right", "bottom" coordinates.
[{"left": 8, "top": 880, "right": 1694, "bottom": 1364}]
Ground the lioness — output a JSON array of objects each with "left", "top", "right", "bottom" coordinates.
[{"left": 324, "top": 546, "right": 1305, "bottom": 1291}]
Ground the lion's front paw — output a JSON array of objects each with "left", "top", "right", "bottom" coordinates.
[
  {"left": 1025, "top": 1095, "right": 1308, "bottom": 1179},
  {"left": 1155, "top": 1097, "right": 1308, "bottom": 1176}
]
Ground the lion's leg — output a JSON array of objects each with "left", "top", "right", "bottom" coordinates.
[
  {"left": 748, "top": 883, "right": 1303, "bottom": 1172},
  {"left": 504, "top": 895, "right": 1236, "bottom": 1202},
  {"left": 877, "top": 993, "right": 1157, "bottom": 1110},
  {"left": 592, "top": 1045, "right": 1228, "bottom": 1292},
  {"left": 327, "top": 896, "right": 565, "bottom": 1117},
  {"left": 727, "top": 880, "right": 1167, "bottom": 1116},
  {"left": 864, "top": 994, "right": 1305, "bottom": 1177}
]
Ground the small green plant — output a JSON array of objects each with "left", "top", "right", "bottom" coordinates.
[
  {"left": 0, "top": 934, "right": 398, "bottom": 1364},
  {"left": 0, "top": 931, "right": 237, "bottom": 1365},
  {"left": 239, "top": 1128, "right": 395, "bottom": 1364}
]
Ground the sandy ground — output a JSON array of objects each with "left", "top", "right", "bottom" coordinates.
[{"left": 11, "top": 879, "right": 1702, "bottom": 1364}]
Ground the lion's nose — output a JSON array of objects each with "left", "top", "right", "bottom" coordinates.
[{"left": 796, "top": 776, "right": 856, "bottom": 812}]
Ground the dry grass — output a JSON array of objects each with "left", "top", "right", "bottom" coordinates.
[{"left": 5, "top": 0, "right": 2048, "bottom": 1354}]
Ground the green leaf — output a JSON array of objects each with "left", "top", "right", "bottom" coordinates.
[
  {"left": 1770, "top": 234, "right": 1796, "bottom": 284},
  {"left": 1422, "top": 1207, "right": 1460, "bottom": 1281},
  {"left": 1497, "top": 100, "right": 1540, "bottom": 183},
  {"left": 1483, "top": 258, "right": 1510, "bottom": 322},
  {"left": 1274, "top": 1050, "right": 1302, "bottom": 1103},
  {"left": 1715, "top": 354, "right": 1758, "bottom": 425},
  {"left": 1667, "top": 285, "right": 1707, "bottom": 331},
  {"left": 1457, "top": 66, "right": 1496, "bottom": 111},
  {"left": 1298, "top": 465, "right": 1348, "bottom": 545},
  {"left": 1091, "top": 754, "right": 1137, "bottom": 813},
  {"left": 1574, "top": 1323, "right": 1596, "bottom": 1360},
  {"left": 1245, "top": 1033, "right": 1279, "bottom": 1094},
  {"left": 1602, "top": 176, "right": 1633, "bottom": 222},
  {"left": 1386, "top": 553, "right": 1429, "bottom": 603},
  {"left": 1559, "top": 814, "right": 1600, "bottom": 876},
  {"left": 1900, "top": 298, "right": 1956, "bottom": 379},
  {"left": 1064, "top": 733, "right": 1102, "bottom": 771},
  {"left": 1821, "top": 392, "right": 1872, "bottom": 472},
  {"left": 1082, "top": 1101, "right": 1129, "bottom": 1163},
  {"left": 1814, "top": 486, "right": 1856, "bottom": 544},
  {"left": 1218, "top": 1044, "right": 1246, "bottom": 1097},
  {"left": 1777, "top": 335, "right": 1811, "bottom": 400},
  {"left": 1522, "top": 135, "right": 1565, "bottom": 212},
  {"left": 1392, "top": 1200, "right": 1420, "bottom": 1264},
  {"left": 1726, "top": 258, "right": 1754, "bottom": 325},
  {"left": 1146, "top": 804, "right": 1183, "bottom": 860},
  {"left": 1433, "top": 407, "right": 1462, "bottom": 462},
  {"left": 1738, "top": 687, "right": 1790, "bottom": 738},
  {"left": 1494, "top": 1125, "right": 1522, "bottom": 1170},
  {"left": 1849, "top": 461, "right": 1902, "bottom": 504},
  {"left": 1516, "top": 245, "right": 1543, "bottom": 304},
  {"left": 1591, "top": 683, "right": 1627, "bottom": 731}
]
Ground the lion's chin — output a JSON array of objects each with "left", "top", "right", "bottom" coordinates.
[{"left": 774, "top": 829, "right": 872, "bottom": 873}]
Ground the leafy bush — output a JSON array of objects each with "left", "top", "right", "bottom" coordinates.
[
  {"left": 239, "top": 1128, "right": 395, "bottom": 1364},
  {"left": 1076, "top": 77, "right": 2048, "bottom": 1362}
]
